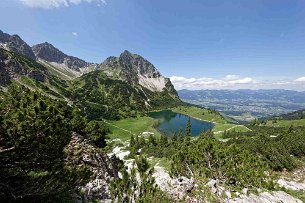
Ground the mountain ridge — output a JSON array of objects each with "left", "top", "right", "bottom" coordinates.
[
  {"left": 0, "top": 30, "right": 181, "bottom": 120},
  {"left": 32, "top": 42, "right": 94, "bottom": 71},
  {"left": 0, "top": 30, "right": 177, "bottom": 97}
]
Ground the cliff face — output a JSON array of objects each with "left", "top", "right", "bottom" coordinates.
[
  {"left": 32, "top": 42, "right": 92, "bottom": 71},
  {"left": 0, "top": 48, "right": 47, "bottom": 86}
]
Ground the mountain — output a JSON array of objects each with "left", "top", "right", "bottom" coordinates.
[
  {"left": 99, "top": 50, "right": 178, "bottom": 97},
  {"left": 0, "top": 30, "right": 36, "bottom": 60},
  {"left": 0, "top": 30, "right": 181, "bottom": 120},
  {"left": 0, "top": 30, "right": 96, "bottom": 80},
  {"left": 0, "top": 47, "right": 181, "bottom": 119},
  {"left": 178, "top": 89, "right": 305, "bottom": 122},
  {"left": 32, "top": 42, "right": 94, "bottom": 71},
  {"left": 71, "top": 50, "right": 181, "bottom": 120},
  {"left": 0, "top": 31, "right": 178, "bottom": 98}
]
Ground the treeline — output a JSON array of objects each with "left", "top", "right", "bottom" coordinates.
[{"left": 278, "top": 109, "right": 305, "bottom": 120}]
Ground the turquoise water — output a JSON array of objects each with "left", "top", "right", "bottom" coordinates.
[{"left": 148, "top": 110, "right": 214, "bottom": 137}]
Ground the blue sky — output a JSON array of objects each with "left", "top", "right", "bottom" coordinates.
[{"left": 1, "top": 0, "right": 305, "bottom": 90}]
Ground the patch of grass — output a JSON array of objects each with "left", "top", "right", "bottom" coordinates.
[
  {"left": 213, "top": 124, "right": 250, "bottom": 140},
  {"left": 266, "top": 119, "right": 305, "bottom": 128},
  {"left": 157, "top": 157, "right": 171, "bottom": 172},
  {"left": 212, "top": 123, "right": 236, "bottom": 132},
  {"left": 171, "top": 106, "right": 227, "bottom": 124},
  {"left": 106, "top": 117, "right": 162, "bottom": 142},
  {"left": 20, "top": 76, "right": 36, "bottom": 87},
  {"left": 147, "top": 157, "right": 171, "bottom": 172}
]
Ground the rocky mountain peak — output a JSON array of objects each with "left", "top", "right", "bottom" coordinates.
[
  {"left": 0, "top": 30, "right": 36, "bottom": 60},
  {"left": 117, "top": 50, "right": 161, "bottom": 77},
  {"left": 100, "top": 50, "right": 178, "bottom": 96},
  {"left": 32, "top": 42, "right": 92, "bottom": 71},
  {"left": 32, "top": 42, "right": 66, "bottom": 63},
  {"left": 120, "top": 50, "right": 132, "bottom": 57}
]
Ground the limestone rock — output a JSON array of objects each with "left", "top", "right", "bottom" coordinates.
[
  {"left": 277, "top": 179, "right": 305, "bottom": 191},
  {"left": 65, "top": 133, "right": 118, "bottom": 202},
  {"left": 228, "top": 191, "right": 303, "bottom": 203}
]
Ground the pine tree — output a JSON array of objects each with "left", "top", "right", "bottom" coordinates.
[
  {"left": 185, "top": 117, "right": 192, "bottom": 144},
  {"left": 149, "top": 134, "right": 157, "bottom": 146},
  {"left": 160, "top": 134, "right": 168, "bottom": 147},
  {"left": 178, "top": 128, "right": 184, "bottom": 143},
  {"left": 85, "top": 121, "right": 108, "bottom": 148},
  {"left": 130, "top": 135, "right": 135, "bottom": 147},
  {"left": 172, "top": 132, "right": 178, "bottom": 143}
]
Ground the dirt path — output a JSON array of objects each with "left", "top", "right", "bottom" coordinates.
[{"left": 214, "top": 124, "right": 252, "bottom": 135}]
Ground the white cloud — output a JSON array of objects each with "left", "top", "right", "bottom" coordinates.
[
  {"left": 72, "top": 32, "right": 78, "bottom": 37},
  {"left": 295, "top": 77, "right": 305, "bottom": 82},
  {"left": 228, "top": 77, "right": 254, "bottom": 84},
  {"left": 224, "top": 75, "right": 239, "bottom": 81},
  {"left": 170, "top": 75, "right": 255, "bottom": 90},
  {"left": 170, "top": 75, "right": 305, "bottom": 91},
  {"left": 18, "top": 0, "right": 106, "bottom": 9}
]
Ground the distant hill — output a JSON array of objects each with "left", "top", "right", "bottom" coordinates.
[
  {"left": 178, "top": 89, "right": 305, "bottom": 122},
  {"left": 274, "top": 109, "right": 305, "bottom": 120}
]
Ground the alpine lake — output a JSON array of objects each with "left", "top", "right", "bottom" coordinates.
[{"left": 148, "top": 110, "right": 214, "bottom": 137}]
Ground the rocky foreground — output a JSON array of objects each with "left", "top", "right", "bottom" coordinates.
[{"left": 107, "top": 134, "right": 304, "bottom": 203}]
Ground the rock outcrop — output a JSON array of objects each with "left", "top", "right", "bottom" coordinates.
[
  {"left": 65, "top": 133, "right": 118, "bottom": 202},
  {"left": 153, "top": 166, "right": 195, "bottom": 200},
  {"left": 228, "top": 191, "right": 303, "bottom": 203},
  {"left": 0, "top": 48, "right": 47, "bottom": 86}
]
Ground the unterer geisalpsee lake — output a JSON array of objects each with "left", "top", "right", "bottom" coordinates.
[{"left": 148, "top": 110, "right": 214, "bottom": 136}]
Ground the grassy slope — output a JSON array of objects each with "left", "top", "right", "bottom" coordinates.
[
  {"left": 106, "top": 117, "right": 162, "bottom": 142},
  {"left": 171, "top": 106, "right": 226, "bottom": 123},
  {"left": 266, "top": 119, "right": 305, "bottom": 127}
]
